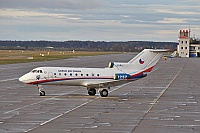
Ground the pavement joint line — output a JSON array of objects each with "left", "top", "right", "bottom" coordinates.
[
  {"left": 4, "top": 82, "right": 130, "bottom": 115},
  {"left": 131, "top": 59, "right": 189, "bottom": 132},
  {"left": 4, "top": 90, "right": 78, "bottom": 114},
  {"left": 0, "top": 78, "right": 18, "bottom": 82},
  {"left": 109, "top": 82, "right": 132, "bottom": 93},
  {"left": 24, "top": 81, "right": 130, "bottom": 132},
  {"left": 145, "top": 59, "right": 188, "bottom": 114},
  {"left": 24, "top": 98, "right": 98, "bottom": 133}
]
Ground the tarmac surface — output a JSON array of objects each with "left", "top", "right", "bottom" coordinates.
[{"left": 0, "top": 53, "right": 200, "bottom": 133}]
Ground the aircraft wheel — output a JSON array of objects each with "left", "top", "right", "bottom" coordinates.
[
  {"left": 100, "top": 89, "right": 108, "bottom": 97},
  {"left": 40, "top": 91, "right": 46, "bottom": 96},
  {"left": 88, "top": 88, "right": 96, "bottom": 96}
]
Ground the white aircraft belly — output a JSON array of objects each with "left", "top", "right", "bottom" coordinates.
[{"left": 40, "top": 78, "right": 113, "bottom": 87}]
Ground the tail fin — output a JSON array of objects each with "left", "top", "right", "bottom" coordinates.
[{"left": 128, "top": 49, "right": 169, "bottom": 72}]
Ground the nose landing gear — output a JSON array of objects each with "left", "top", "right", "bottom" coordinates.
[
  {"left": 37, "top": 85, "right": 46, "bottom": 96},
  {"left": 40, "top": 90, "right": 46, "bottom": 96}
]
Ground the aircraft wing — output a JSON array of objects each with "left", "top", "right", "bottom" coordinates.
[{"left": 83, "top": 79, "right": 133, "bottom": 88}]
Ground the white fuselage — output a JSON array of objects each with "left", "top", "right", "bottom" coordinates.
[
  {"left": 19, "top": 49, "right": 169, "bottom": 98},
  {"left": 19, "top": 66, "right": 144, "bottom": 88},
  {"left": 18, "top": 49, "right": 169, "bottom": 97}
]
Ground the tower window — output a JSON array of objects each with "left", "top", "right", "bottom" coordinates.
[{"left": 185, "top": 47, "right": 187, "bottom": 49}]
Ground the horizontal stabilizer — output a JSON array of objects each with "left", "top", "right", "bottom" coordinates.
[{"left": 149, "top": 49, "right": 171, "bottom": 52}]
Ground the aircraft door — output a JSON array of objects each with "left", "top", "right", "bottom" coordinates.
[{"left": 48, "top": 72, "right": 53, "bottom": 79}]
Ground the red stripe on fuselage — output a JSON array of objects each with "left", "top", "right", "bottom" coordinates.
[
  {"left": 27, "top": 66, "right": 155, "bottom": 85},
  {"left": 143, "top": 66, "right": 154, "bottom": 72},
  {"left": 27, "top": 77, "right": 113, "bottom": 85}
]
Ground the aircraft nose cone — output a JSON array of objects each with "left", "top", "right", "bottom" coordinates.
[
  {"left": 19, "top": 76, "right": 24, "bottom": 83},
  {"left": 19, "top": 73, "right": 33, "bottom": 84},
  {"left": 19, "top": 75, "right": 27, "bottom": 83}
]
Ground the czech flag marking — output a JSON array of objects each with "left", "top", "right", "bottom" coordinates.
[{"left": 139, "top": 59, "right": 144, "bottom": 64}]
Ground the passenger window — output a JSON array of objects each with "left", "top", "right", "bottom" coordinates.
[
  {"left": 86, "top": 74, "right": 89, "bottom": 76},
  {"left": 75, "top": 73, "right": 78, "bottom": 76},
  {"left": 64, "top": 73, "right": 67, "bottom": 76},
  {"left": 97, "top": 74, "right": 100, "bottom": 76},
  {"left": 81, "top": 74, "right": 83, "bottom": 76},
  {"left": 59, "top": 73, "right": 61, "bottom": 76},
  {"left": 54, "top": 73, "right": 56, "bottom": 75},
  {"left": 92, "top": 73, "right": 94, "bottom": 76},
  {"left": 70, "top": 73, "right": 72, "bottom": 76}
]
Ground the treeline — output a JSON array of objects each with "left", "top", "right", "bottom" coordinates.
[{"left": 0, "top": 40, "right": 177, "bottom": 52}]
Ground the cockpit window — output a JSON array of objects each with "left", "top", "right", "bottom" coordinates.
[
  {"left": 31, "top": 69, "right": 43, "bottom": 73},
  {"left": 32, "top": 70, "right": 37, "bottom": 73}
]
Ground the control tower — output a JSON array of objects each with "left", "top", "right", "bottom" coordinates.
[{"left": 177, "top": 30, "right": 190, "bottom": 57}]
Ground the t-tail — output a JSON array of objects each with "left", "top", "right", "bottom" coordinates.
[
  {"left": 108, "top": 49, "right": 170, "bottom": 73},
  {"left": 128, "top": 49, "right": 170, "bottom": 72}
]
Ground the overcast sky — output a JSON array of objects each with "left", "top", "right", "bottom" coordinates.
[{"left": 0, "top": 0, "right": 199, "bottom": 42}]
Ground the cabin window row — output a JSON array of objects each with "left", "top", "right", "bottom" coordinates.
[{"left": 54, "top": 73, "right": 100, "bottom": 77}]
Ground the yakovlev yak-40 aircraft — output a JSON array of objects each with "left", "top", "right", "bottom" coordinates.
[{"left": 19, "top": 49, "right": 169, "bottom": 97}]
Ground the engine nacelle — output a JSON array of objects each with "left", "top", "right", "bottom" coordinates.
[
  {"left": 108, "top": 62, "right": 114, "bottom": 68},
  {"left": 114, "top": 73, "right": 131, "bottom": 80},
  {"left": 108, "top": 62, "right": 130, "bottom": 68}
]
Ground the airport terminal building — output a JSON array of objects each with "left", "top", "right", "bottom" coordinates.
[{"left": 177, "top": 29, "right": 200, "bottom": 57}]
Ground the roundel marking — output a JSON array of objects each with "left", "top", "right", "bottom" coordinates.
[{"left": 139, "top": 59, "right": 144, "bottom": 64}]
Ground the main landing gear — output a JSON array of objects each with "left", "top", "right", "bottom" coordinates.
[
  {"left": 37, "top": 86, "right": 109, "bottom": 97},
  {"left": 87, "top": 88, "right": 109, "bottom": 97},
  {"left": 99, "top": 89, "right": 108, "bottom": 97},
  {"left": 88, "top": 88, "right": 96, "bottom": 96},
  {"left": 37, "top": 85, "right": 45, "bottom": 96}
]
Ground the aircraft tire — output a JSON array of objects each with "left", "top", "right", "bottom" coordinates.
[
  {"left": 100, "top": 89, "right": 108, "bottom": 97},
  {"left": 40, "top": 91, "right": 46, "bottom": 96},
  {"left": 88, "top": 88, "right": 96, "bottom": 96}
]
